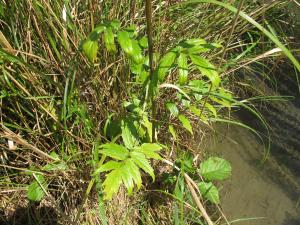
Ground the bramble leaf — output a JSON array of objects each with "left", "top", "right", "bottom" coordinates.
[
  {"left": 198, "top": 181, "right": 220, "bottom": 204},
  {"left": 200, "top": 157, "right": 231, "bottom": 181}
]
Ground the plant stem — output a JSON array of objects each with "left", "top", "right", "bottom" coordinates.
[{"left": 145, "top": 0, "right": 156, "bottom": 142}]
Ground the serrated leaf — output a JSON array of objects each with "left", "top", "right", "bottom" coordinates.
[
  {"left": 178, "top": 53, "right": 188, "bottom": 85},
  {"left": 135, "top": 143, "right": 162, "bottom": 160},
  {"left": 189, "top": 54, "right": 220, "bottom": 88},
  {"left": 200, "top": 157, "right": 231, "bottom": 181},
  {"left": 117, "top": 31, "right": 133, "bottom": 55},
  {"left": 121, "top": 161, "right": 134, "bottom": 195},
  {"left": 166, "top": 102, "right": 179, "bottom": 117},
  {"left": 121, "top": 120, "right": 139, "bottom": 149},
  {"left": 100, "top": 143, "right": 129, "bottom": 160},
  {"left": 198, "top": 182, "right": 220, "bottom": 204},
  {"left": 82, "top": 39, "right": 98, "bottom": 62},
  {"left": 104, "top": 27, "right": 117, "bottom": 53},
  {"left": 130, "top": 151, "right": 155, "bottom": 180},
  {"left": 102, "top": 166, "right": 123, "bottom": 200},
  {"left": 178, "top": 114, "right": 193, "bottom": 135},
  {"left": 93, "top": 161, "right": 122, "bottom": 176},
  {"left": 157, "top": 50, "right": 177, "bottom": 81},
  {"left": 126, "top": 159, "right": 142, "bottom": 189},
  {"left": 27, "top": 174, "right": 47, "bottom": 202}
]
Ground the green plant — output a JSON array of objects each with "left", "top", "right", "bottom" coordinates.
[{"left": 80, "top": 17, "right": 236, "bottom": 201}]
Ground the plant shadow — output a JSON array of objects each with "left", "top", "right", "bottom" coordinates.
[{"left": 0, "top": 202, "right": 59, "bottom": 225}]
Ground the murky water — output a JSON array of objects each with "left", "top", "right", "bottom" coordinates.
[{"left": 207, "top": 124, "right": 300, "bottom": 225}]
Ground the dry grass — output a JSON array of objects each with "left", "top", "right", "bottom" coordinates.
[{"left": 0, "top": 0, "right": 296, "bottom": 224}]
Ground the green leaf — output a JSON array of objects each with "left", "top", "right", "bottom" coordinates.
[
  {"left": 138, "top": 143, "right": 162, "bottom": 152},
  {"left": 102, "top": 166, "right": 123, "bottom": 200},
  {"left": 178, "top": 114, "right": 193, "bottom": 135},
  {"left": 27, "top": 174, "right": 47, "bottom": 202},
  {"left": 93, "top": 25, "right": 106, "bottom": 34},
  {"left": 182, "top": 39, "right": 221, "bottom": 54},
  {"left": 157, "top": 50, "right": 177, "bottom": 81},
  {"left": 131, "top": 40, "right": 143, "bottom": 63},
  {"left": 166, "top": 102, "right": 179, "bottom": 117},
  {"left": 121, "top": 120, "right": 139, "bottom": 149},
  {"left": 198, "top": 182, "right": 220, "bottom": 204},
  {"left": 134, "top": 143, "right": 162, "bottom": 160},
  {"left": 117, "top": 31, "right": 133, "bottom": 55},
  {"left": 101, "top": 158, "right": 143, "bottom": 200},
  {"left": 49, "top": 151, "right": 60, "bottom": 160},
  {"left": 43, "top": 162, "right": 67, "bottom": 171},
  {"left": 169, "top": 125, "right": 177, "bottom": 140},
  {"left": 130, "top": 151, "right": 155, "bottom": 180},
  {"left": 200, "top": 157, "right": 231, "bottom": 181},
  {"left": 189, "top": 54, "right": 220, "bottom": 88},
  {"left": 109, "top": 19, "right": 121, "bottom": 30},
  {"left": 204, "top": 102, "right": 217, "bottom": 117},
  {"left": 126, "top": 159, "right": 142, "bottom": 190},
  {"left": 82, "top": 39, "right": 98, "bottom": 62},
  {"left": 139, "top": 36, "right": 148, "bottom": 48},
  {"left": 178, "top": 53, "right": 188, "bottom": 85},
  {"left": 103, "top": 27, "right": 117, "bottom": 53},
  {"left": 100, "top": 143, "right": 129, "bottom": 160},
  {"left": 93, "top": 161, "right": 122, "bottom": 176},
  {"left": 121, "top": 161, "right": 135, "bottom": 195}
]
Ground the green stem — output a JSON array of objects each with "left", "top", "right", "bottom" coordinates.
[{"left": 145, "top": 0, "right": 156, "bottom": 142}]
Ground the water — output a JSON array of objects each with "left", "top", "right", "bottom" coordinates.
[{"left": 208, "top": 124, "right": 300, "bottom": 225}]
